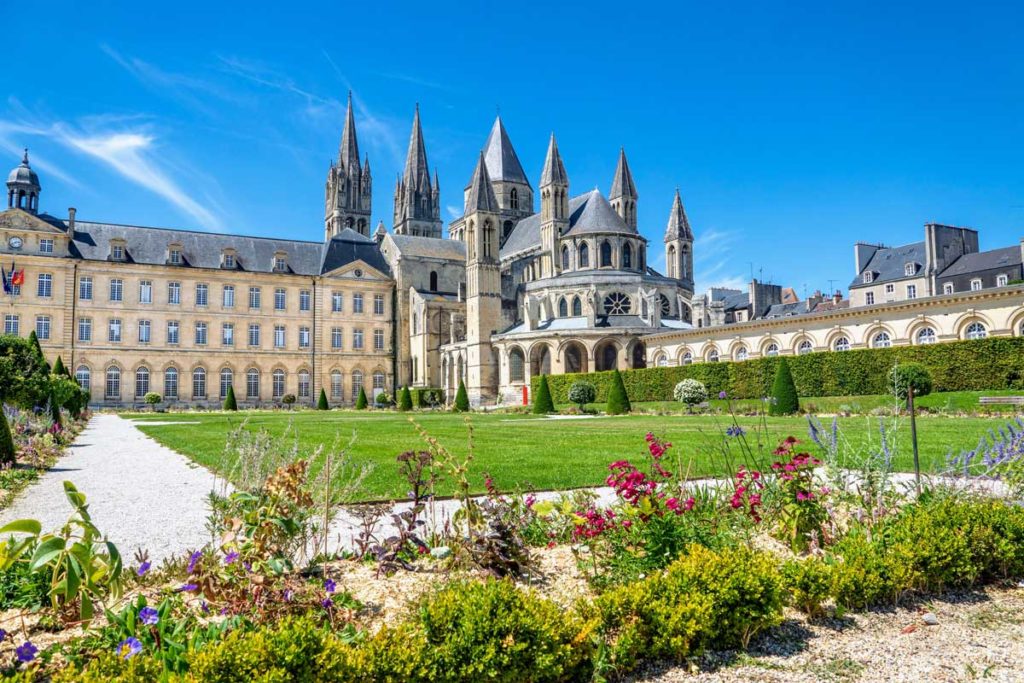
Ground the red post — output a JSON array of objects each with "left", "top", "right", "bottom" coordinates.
[{"left": 522, "top": 385, "right": 529, "bottom": 406}]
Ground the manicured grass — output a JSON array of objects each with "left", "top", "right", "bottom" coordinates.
[{"left": 127, "top": 408, "right": 1016, "bottom": 501}]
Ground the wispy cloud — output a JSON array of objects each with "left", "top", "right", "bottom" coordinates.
[
  {"left": 693, "top": 228, "right": 748, "bottom": 292},
  {"left": 376, "top": 70, "right": 455, "bottom": 92},
  {"left": 446, "top": 204, "right": 462, "bottom": 219},
  {"left": 0, "top": 120, "right": 82, "bottom": 189}
]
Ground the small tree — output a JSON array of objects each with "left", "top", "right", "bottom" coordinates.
[
  {"left": 52, "top": 356, "right": 67, "bottom": 377},
  {"left": 282, "top": 394, "right": 297, "bottom": 410},
  {"left": 355, "top": 387, "right": 368, "bottom": 410},
  {"left": 889, "top": 363, "right": 933, "bottom": 401},
  {"left": 0, "top": 407, "right": 14, "bottom": 468},
  {"left": 454, "top": 380, "right": 470, "bottom": 412},
  {"left": 769, "top": 358, "right": 799, "bottom": 416},
  {"left": 674, "top": 378, "right": 708, "bottom": 414},
  {"left": 27, "top": 330, "right": 49, "bottom": 372},
  {"left": 532, "top": 375, "right": 556, "bottom": 414},
  {"left": 317, "top": 388, "right": 330, "bottom": 410},
  {"left": 143, "top": 392, "right": 162, "bottom": 411},
  {"left": 398, "top": 386, "right": 413, "bottom": 412},
  {"left": 606, "top": 369, "right": 632, "bottom": 415},
  {"left": 223, "top": 385, "right": 238, "bottom": 411},
  {"left": 567, "top": 381, "right": 596, "bottom": 411}
]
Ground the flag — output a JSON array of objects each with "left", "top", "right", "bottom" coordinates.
[
  {"left": 0, "top": 266, "right": 9, "bottom": 295},
  {"left": 10, "top": 265, "right": 23, "bottom": 287}
]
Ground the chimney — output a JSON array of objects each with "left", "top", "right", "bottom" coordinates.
[
  {"left": 834, "top": 290, "right": 842, "bottom": 304},
  {"left": 67, "top": 207, "right": 76, "bottom": 231},
  {"left": 854, "top": 242, "right": 881, "bottom": 275}
]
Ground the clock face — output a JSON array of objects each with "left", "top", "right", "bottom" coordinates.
[{"left": 8, "top": 237, "right": 22, "bottom": 249}]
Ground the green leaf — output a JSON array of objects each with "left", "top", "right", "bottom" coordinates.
[
  {"left": 29, "top": 537, "right": 66, "bottom": 570},
  {"left": 0, "top": 519, "right": 42, "bottom": 536}
]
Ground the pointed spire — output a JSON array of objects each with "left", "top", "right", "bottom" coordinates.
[
  {"left": 403, "top": 103, "right": 431, "bottom": 191},
  {"left": 338, "top": 91, "right": 360, "bottom": 173},
  {"left": 483, "top": 116, "right": 530, "bottom": 186},
  {"left": 540, "top": 133, "right": 568, "bottom": 187},
  {"left": 362, "top": 154, "right": 371, "bottom": 175},
  {"left": 610, "top": 148, "right": 637, "bottom": 200},
  {"left": 433, "top": 168, "right": 440, "bottom": 193},
  {"left": 21, "top": 148, "right": 30, "bottom": 166},
  {"left": 465, "top": 151, "right": 500, "bottom": 213},
  {"left": 665, "top": 188, "right": 693, "bottom": 241}
]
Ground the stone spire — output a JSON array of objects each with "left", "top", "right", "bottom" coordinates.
[
  {"left": 540, "top": 133, "right": 568, "bottom": 187},
  {"left": 665, "top": 188, "right": 693, "bottom": 241},
  {"left": 338, "top": 91, "right": 361, "bottom": 175},
  {"left": 609, "top": 148, "right": 637, "bottom": 201},
  {"left": 465, "top": 151, "right": 500, "bottom": 213},
  {"left": 392, "top": 105, "right": 442, "bottom": 237},
  {"left": 324, "top": 93, "right": 371, "bottom": 239},
  {"left": 403, "top": 104, "right": 431, "bottom": 192},
  {"left": 483, "top": 116, "right": 529, "bottom": 185}
]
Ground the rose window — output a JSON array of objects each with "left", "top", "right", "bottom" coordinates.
[{"left": 603, "top": 292, "right": 632, "bottom": 315}]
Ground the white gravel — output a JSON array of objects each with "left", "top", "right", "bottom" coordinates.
[{"left": 0, "top": 414, "right": 222, "bottom": 566}]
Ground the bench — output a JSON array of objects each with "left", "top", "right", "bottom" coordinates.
[{"left": 979, "top": 396, "right": 1024, "bottom": 405}]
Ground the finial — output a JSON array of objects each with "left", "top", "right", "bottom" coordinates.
[{"left": 22, "top": 148, "right": 29, "bottom": 165}]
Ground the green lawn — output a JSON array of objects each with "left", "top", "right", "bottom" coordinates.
[{"left": 127, "top": 408, "right": 1015, "bottom": 501}]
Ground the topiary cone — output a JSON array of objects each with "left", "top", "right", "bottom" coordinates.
[
  {"left": 398, "top": 386, "right": 413, "bottom": 412},
  {"left": 317, "top": 388, "right": 330, "bottom": 410},
  {"left": 52, "top": 356, "right": 67, "bottom": 377},
  {"left": 355, "top": 387, "right": 368, "bottom": 410},
  {"left": 606, "top": 368, "right": 632, "bottom": 415},
  {"left": 454, "top": 380, "right": 470, "bottom": 412},
  {"left": 223, "top": 385, "right": 238, "bottom": 411},
  {"left": 769, "top": 357, "right": 800, "bottom": 415},
  {"left": 532, "top": 375, "right": 555, "bottom": 414},
  {"left": 0, "top": 407, "right": 14, "bottom": 468}
]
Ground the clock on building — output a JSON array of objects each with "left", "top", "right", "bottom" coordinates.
[{"left": 7, "top": 237, "right": 22, "bottom": 249}]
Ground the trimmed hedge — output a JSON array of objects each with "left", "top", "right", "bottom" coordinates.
[
  {"left": 535, "top": 337, "right": 1024, "bottom": 403},
  {"left": 413, "top": 387, "right": 444, "bottom": 408}
]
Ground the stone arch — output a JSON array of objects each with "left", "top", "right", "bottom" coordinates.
[
  {"left": 791, "top": 335, "right": 815, "bottom": 355},
  {"left": 572, "top": 296, "right": 583, "bottom": 316},
  {"left": 824, "top": 328, "right": 852, "bottom": 350},
  {"left": 507, "top": 345, "right": 527, "bottom": 383},
  {"left": 529, "top": 343, "right": 552, "bottom": 377},
  {"left": 758, "top": 337, "right": 782, "bottom": 356},
  {"left": 953, "top": 311, "right": 995, "bottom": 339},
  {"left": 906, "top": 317, "right": 941, "bottom": 345},
  {"left": 558, "top": 297, "right": 568, "bottom": 317},
  {"left": 862, "top": 323, "right": 895, "bottom": 348},
  {"left": 676, "top": 346, "right": 694, "bottom": 365},
  {"left": 1007, "top": 308, "right": 1024, "bottom": 336},
  {"left": 651, "top": 350, "right": 669, "bottom": 367},
  {"left": 578, "top": 242, "right": 590, "bottom": 268},
  {"left": 560, "top": 340, "right": 589, "bottom": 374},
  {"left": 561, "top": 245, "right": 571, "bottom": 271},
  {"left": 666, "top": 245, "right": 677, "bottom": 278},
  {"left": 600, "top": 240, "right": 613, "bottom": 267},
  {"left": 699, "top": 342, "right": 720, "bottom": 362},
  {"left": 594, "top": 338, "right": 620, "bottom": 372},
  {"left": 629, "top": 340, "right": 646, "bottom": 369}
]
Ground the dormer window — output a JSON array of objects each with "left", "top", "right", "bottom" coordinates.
[
  {"left": 273, "top": 252, "right": 288, "bottom": 272},
  {"left": 862, "top": 271, "right": 874, "bottom": 284},
  {"left": 904, "top": 263, "right": 916, "bottom": 277},
  {"left": 110, "top": 240, "right": 126, "bottom": 261},
  {"left": 168, "top": 244, "right": 183, "bottom": 265},
  {"left": 221, "top": 249, "right": 236, "bottom": 269}
]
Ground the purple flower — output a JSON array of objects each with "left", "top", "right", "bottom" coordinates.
[
  {"left": 719, "top": 391, "right": 728, "bottom": 399},
  {"left": 321, "top": 597, "right": 333, "bottom": 609},
  {"left": 187, "top": 550, "right": 202, "bottom": 574},
  {"left": 16, "top": 642, "right": 37, "bottom": 663},
  {"left": 0, "top": 629, "right": 6, "bottom": 643},
  {"left": 283, "top": 589, "right": 294, "bottom": 602},
  {"left": 175, "top": 583, "right": 198, "bottom": 593},
  {"left": 324, "top": 578, "right": 336, "bottom": 593},
  {"left": 138, "top": 606, "right": 159, "bottom": 625},
  {"left": 136, "top": 561, "right": 151, "bottom": 577},
  {"left": 201, "top": 601, "right": 210, "bottom": 614},
  {"left": 223, "top": 551, "right": 239, "bottom": 565},
  {"left": 726, "top": 425, "right": 745, "bottom": 438},
  {"left": 117, "top": 637, "right": 142, "bottom": 660}
]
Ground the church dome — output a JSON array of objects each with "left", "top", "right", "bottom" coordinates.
[{"left": 7, "top": 150, "right": 39, "bottom": 188}]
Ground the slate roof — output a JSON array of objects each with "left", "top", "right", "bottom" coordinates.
[
  {"left": 664, "top": 189, "right": 693, "bottom": 240},
  {"left": 389, "top": 234, "right": 466, "bottom": 261},
  {"left": 539, "top": 135, "right": 568, "bottom": 186},
  {"left": 609, "top": 149, "right": 637, "bottom": 199},
  {"left": 500, "top": 190, "right": 638, "bottom": 258},
  {"left": 464, "top": 152, "right": 500, "bottom": 213},
  {"left": 320, "top": 228, "right": 391, "bottom": 275},
  {"left": 483, "top": 117, "right": 530, "bottom": 186},
  {"left": 850, "top": 241, "right": 925, "bottom": 288},
  {"left": 764, "top": 302, "right": 805, "bottom": 318},
  {"left": 939, "top": 246, "right": 1022, "bottom": 277},
  {"left": 499, "top": 314, "right": 691, "bottom": 335}
]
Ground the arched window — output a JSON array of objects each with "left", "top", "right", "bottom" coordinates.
[
  {"left": 667, "top": 245, "right": 676, "bottom": 278},
  {"left": 655, "top": 354, "right": 668, "bottom": 367},
  {"left": 872, "top": 331, "right": 891, "bottom": 348},
  {"left": 578, "top": 243, "right": 589, "bottom": 268},
  {"left": 916, "top": 327, "right": 937, "bottom": 344},
  {"left": 135, "top": 366, "right": 150, "bottom": 398},
  {"left": 707, "top": 349, "right": 720, "bottom": 363},
  {"left": 659, "top": 294, "right": 671, "bottom": 316},
  {"left": 246, "top": 369, "right": 260, "bottom": 399},
  {"left": 105, "top": 366, "right": 121, "bottom": 400},
  {"left": 764, "top": 343, "right": 780, "bottom": 357},
  {"left": 429, "top": 271, "right": 438, "bottom": 291},
  {"left": 561, "top": 246, "right": 570, "bottom": 270},
  {"left": 373, "top": 371, "right": 385, "bottom": 390},
  {"left": 966, "top": 322, "right": 987, "bottom": 340},
  {"left": 330, "top": 371, "right": 343, "bottom": 399},
  {"left": 76, "top": 366, "right": 91, "bottom": 392},
  {"left": 622, "top": 243, "right": 632, "bottom": 269},
  {"left": 351, "top": 370, "right": 363, "bottom": 402},
  {"left": 297, "top": 370, "right": 311, "bottom": 399},
  {"left": 510, "top": 187, "right": 519, "bottom": 210},
  {"left": 272, "top": 369, "right": 285, "bottom": 398},
  {"left": 509, "top": 348, "right": 525, "bottom": 383},
  {"left": 735, "top": 346, "right": 748, "bottom": 361},
  {"left": 572, "top": 296, "right": 582, "bottom": 316},
  {"left": 164, "top": 367, "right": 178, "bottom": 399},
  {"left": 603, "top": 292, "right": 632, "bottom": 315},
  {"left": 558, "top": 298, "right": 568, "bottom": 317},
  {"left": 600, "top": 241, "right": 613, "bottom": 267},
  {"left": 219, "top": 368, "right": 233, "bottom": 399},
  {"left": 681, "top": 351, "right": 693, "bottom": 365},
  {"left": 797, "top": 340, "right": 813, "bottom": 355},
  {"left": 193, "top": 367, "right": 207, "bottom": 399},
  {"left": 834, "top": 337, "right": 851, "bottom": 352}
]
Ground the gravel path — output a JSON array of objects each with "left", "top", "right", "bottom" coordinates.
[{"left": 0, "top": 414, "right": 222, "bottom": 565}]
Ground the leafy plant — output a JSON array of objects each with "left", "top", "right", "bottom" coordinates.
[
  {"left": 769, "top": 357, "right": 799, "bottom": 415},
  {"left": 370, "top": 451, "right": 432, "bottom": 575},
  {"left": 143, "top": 392, "right": 162, "bottom": 407},
  {"left": 673, "top": 378, "right": 707, "bottom": 413},
  {"left": 281, "top": 393, "right": 296, "bottom": 408},
  {"left": 769, "top": 437, "right": 831, "bottom": 552},
  {"left": 889, "top": 362, "right": 933, "bottom": 400},
  {"left": 0, "top": 406, "right": 14, "bottom": 468},
  {"left": 782, "top": 557, "right": 832, "bottom": 617},
  {"left": 567, "top": 381, "right": 595, "bottom": 411}
]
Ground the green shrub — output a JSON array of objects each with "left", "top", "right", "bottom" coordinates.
[
  {"left": 355, "top": 387, "right": 368, "bottom": 410},
  {"left": 567, "top": 381, "right": 596, "bottom": 410},
  {"left": 414, "top": 579, "right": 593, "bottom": 682},
  {"left": 398, "top": 386, "right": 413, "bottom": 412},
  {"left": 222, "top": 386, "right": 238, "bottom": 411},
  {"left": 605, "top": 369, "right": 631, "bottom": 415},
  {"left": 0, "top": 408, "right": 16, "bottom": 470},
  {"left": 143, "top": 392, "right": 162, "bottom": 407},
  {"left": 414, "top": 387, "right": 443, "bottom": 408},
  {"left": 532, "top": 375, "right": 555, "bottom": 414},
  {"left": 889, "top": 362, "right": 933, "bottom": 400},
  {"left": 52, "top": 355, "right": 67, "bottom": 377},
  {"left": 673, "top": 378, "right": 707, "bottom": 411},
  {"left": 781, "top": 557, "right": 832, "bottom": 618},
  {"left": 454, "top": 381, "right": 470, "bottom": 412},
  {"left": 316, "top": 388, "right": 329, "bottom": 410},
  {"left": 281, "top": 394, "right": 296, "bottom": 408},
  {"left": 769, "top": 357, "right": 799, "bottom": 415}
]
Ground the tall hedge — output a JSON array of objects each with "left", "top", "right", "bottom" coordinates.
[
  {"left": 606, "top": 369, "right": 632, "bottom": 415},
  {"left": 533, "top": 337, "right": 1024, "bottom": 403},
  {"left": 532, "top": 375, "right": 555, "bottom": 414},
  {"left": 768, "top": 358, "right": 799, "bottom": 415},
  {"left": 0, "top": 407, "right": 14, "bottom": 468},
  {"left": 413, "top": 387, "right": 443, "bottom": 408}
]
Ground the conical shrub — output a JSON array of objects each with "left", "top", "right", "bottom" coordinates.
[
  {"left": 398, "top": 386, "right": 413, "bottom": 412},
  {"left": 0, "top": 407, "right": 14, "bottom": 468},
  {"left": 454, "top": 380, "right": 470, "bottom": 412},
  {"left": 28, "top": 330, "right": 49, "bottom": 373},
  {"left": 606, "top": 369, "right": 631, "bottom": 415},
  {"left": 317, "top": 388, "right": 330, "bottom": 410},
  {"left": 52, "top": 356, "right": 67, "bottom": 377},
  {"left": 223, "top": 385, "right": 238, "bottom": 411},
  {"left": 355, "top": 387, "right": 368, "bottom": 410},
  {"left": 532, "top": 375, "right": 555, "bottom": 414},
  {"left": 769, "top": 357, "right": 800, "bottom": 415}
]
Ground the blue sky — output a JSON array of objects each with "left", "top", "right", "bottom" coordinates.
[{"left": 5, "top": 1, "right": 1024, "bottom": 294}]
